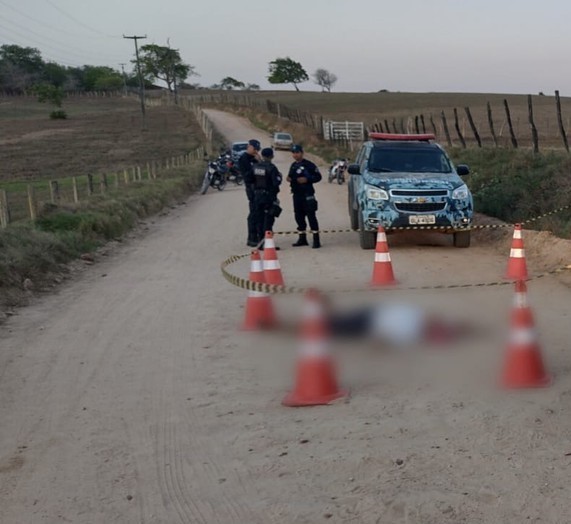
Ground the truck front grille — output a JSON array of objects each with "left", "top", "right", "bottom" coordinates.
[{"left": 395, "top": 203, "right": 446, "bottom": 213}]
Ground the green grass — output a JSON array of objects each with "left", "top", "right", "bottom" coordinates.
[
  {"left": 449, "top": 148, "right": 571, "bottom": 236},
  {"left": 0, "top": 162, "right": 205, "bottom": 310}
]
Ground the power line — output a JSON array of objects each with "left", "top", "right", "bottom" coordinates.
[
  {"left": 0, "top": 0, "right": 110, "bottom": 40},
  {"left": 0, "top": 23, "right": 86, "bottom": 66},
  {"left": 44, "top": 0, "right": 122, "bottom": 39},
  {"left": 1, "top": 15, "right": 124, "bottom": 63}
]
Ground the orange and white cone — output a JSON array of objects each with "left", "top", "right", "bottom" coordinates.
[
  {"left": 505, "top": 224, "right": 528, "bottom": 280},
  {"left": 263, "top": 231, "right": 285, "bottom": 286},
  {"left": 282, "top": 289, "right": 348, "bottom": 407},
  {"left": 371, "top": 226, "right": 397, "bottom": 286},
  {"left": 501, "top": 280, "right": 550, "bottom": 388},
  {"left": 242, "top": 250, "right": 276, "bottom": 331}
]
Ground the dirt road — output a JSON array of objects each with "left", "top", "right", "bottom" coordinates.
[{"left": 2, "top": 110, "right": 571, "bottom": 524}]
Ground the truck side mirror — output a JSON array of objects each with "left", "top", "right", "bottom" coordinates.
[
  {"left": 457, "top": 164, "right": 470, "bottom": 176},
  {"left": 348, "top": 164, "right": 361, "bottom": 175}
]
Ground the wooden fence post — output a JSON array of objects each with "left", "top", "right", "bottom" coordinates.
[
  {"left": 420, "top": 114, "right": 427, "bottom": 134},
  {"left": 503, "top": 99, "right": 518, "bottom": 149},
  {"left": 87, "top": 174, "right": 94, "bottom": 196},
  {"left": 72, "top": 177, "right": 79, "bottom": 203},
  {"left": 137, "top": 166, "right": 142, "bottom": 181},
  {"left": 527, "top": 95, "right": 539, "bottom": 154},
  {"left": 464, "top": 107, "right": 482, "bottom": 147},
  {"left": 414, "top": 115, "right": 420, "bottom": 134},
  {"left": 487, "top": 102, "right": 498, "bottom": 147},
  {"left": 429, "top": 114, "right": 438, "bottom": 137},
  {"left": 555, "top": 90, "right": 569, "bottom": 153},
  {"left": 124, "top": 169, "right": 130, "bottom": 185},
  {"left": 0, "top": 189, "right": 10, "bottom": 228},
  {"left": 453, "top": 108, "right": 466, "bottom": 148},
  {"left": 391, "top": 118, "right": 397, "bottom": 134},
  {"left": 27, "top": 185, "right": 37, "bottom": 220},
  {"left": 101, "top": 173, "right": 108, "bottom": 193},
  {"left": 49, "top": 180, "right": 60, "bottom": 203}
]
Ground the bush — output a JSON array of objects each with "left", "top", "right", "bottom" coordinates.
[{"left": 50, "top": 110, "right": 67, "bottom": 119}]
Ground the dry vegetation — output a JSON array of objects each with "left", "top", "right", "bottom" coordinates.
[
  {"left": 0, "top": 95, "right": 204, "bottom": 181},
  {"left": 197, "top": 90, "right": 571, "bottom": 149}
]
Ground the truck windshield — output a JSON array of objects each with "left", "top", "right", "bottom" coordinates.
[{"left": 368, "top": 148, "right": 452, "bottom": 174}]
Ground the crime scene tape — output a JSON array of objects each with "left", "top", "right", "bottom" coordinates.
[
  {"left": 221, "top": 254, "right": 571, "bottom": 295},
  {"left": 270, "top": 203, "right": 571, "bottom": 235}
]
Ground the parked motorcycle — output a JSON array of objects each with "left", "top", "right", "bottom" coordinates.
[
  {"left": 220, "top": 152, "right": 244, "bottom": 186},
  {"left": 200, "top": 157, "right": 228, "bottom": 194},
  {"left": 328, "top": 159, "right": 348, "bottom": 185}
]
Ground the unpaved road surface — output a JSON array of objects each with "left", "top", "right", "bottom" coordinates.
[{"left": 2, "top": 110, "right": 571, "bottom": 524}]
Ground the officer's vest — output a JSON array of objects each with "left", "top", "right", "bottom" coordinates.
[{"left": 253, "top": 164, "right": 270, "bottom": 189}]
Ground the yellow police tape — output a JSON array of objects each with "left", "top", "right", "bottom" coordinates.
[
  {"left": 220, "top": 253, "right": 571, "bottom": 295},
  {"left": 270, "top": 203, "right": 571, "bottom": 235}
]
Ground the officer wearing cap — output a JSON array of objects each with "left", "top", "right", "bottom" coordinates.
[
  {"left": 250, "top": 147, "right": 282, "bottom": 247},
  {"left": 239, "top": 139, "right": 261, "bottom": 247},
  {"left": 287, "top": 144, "right": 322, "bottom": 248}
]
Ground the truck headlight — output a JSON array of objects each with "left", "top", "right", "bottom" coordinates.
[
  {"left": 452, "top": 184, "right": 469, "bottom": 200},
  {"left": 366, "top": 185, "right": 389, "bottom": 201}
]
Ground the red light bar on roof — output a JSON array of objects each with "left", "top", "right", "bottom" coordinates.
[{"left": 368, "top": 132, "right": 435, "bottom": 141}]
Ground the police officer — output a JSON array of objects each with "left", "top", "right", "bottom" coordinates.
[
  {"left": 287, "top": 144, "right": 322, "bottom": 249},
  {"left": 252, "top": 147, "right": 282, "bottom": 247},
  {"left": 239, "top": 139, "right": 261, "bottom": 247}
]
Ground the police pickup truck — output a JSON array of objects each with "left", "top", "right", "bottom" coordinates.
[{"left": 347, "top": 133, "right": 473, "bottom": 249}]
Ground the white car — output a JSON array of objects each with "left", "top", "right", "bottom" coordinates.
[{"left": 272, "top": 132, "right": 293, "bottom": 150}]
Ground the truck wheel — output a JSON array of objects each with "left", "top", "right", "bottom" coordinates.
[
  {"left": 348, "top": 191, "right": 359, "bottom": 230},
  {"left": 358, "top": 209, "right": 376, "bottom": 250},
  {"left": 453, "top": 231, "right": 471, "bottom": 248}
]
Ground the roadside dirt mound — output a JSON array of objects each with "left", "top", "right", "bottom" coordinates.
[{"left": 474, "top": 213, "right": 571, "bottom": 286}]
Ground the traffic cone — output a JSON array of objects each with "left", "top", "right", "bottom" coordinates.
[
  {"left": 505, "top": 224, "right": 529, "bottom": 280},
  {"left": 242, "top": 250, "right": 276, "bottom": 331},
  {"left": 371, "top": 226, "right": 397, "bottom": 286},
  {"left": 501, "top": 280, "right": 550, "bottom": 388},
  {"left": 263, "top": 231, "right": 285, "bottom": 286},
  {"left": 282, "top": 289, "right": 348, "bottom": 407}
]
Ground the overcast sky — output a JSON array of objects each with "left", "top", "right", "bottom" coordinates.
[{"left": 3, "top": 0, "right": 571, "bottom": 95}]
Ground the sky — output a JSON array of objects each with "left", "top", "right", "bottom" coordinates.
[{"left": 2, "top": 0, "right": 571, "bottom": 95}]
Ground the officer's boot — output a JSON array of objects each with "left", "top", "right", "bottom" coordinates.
[
  {"left": 312, "top": 233, "right": 321, "bottom": 249},
  {"left": 292, "top": 233, "right": 309, "bottom": 247}
]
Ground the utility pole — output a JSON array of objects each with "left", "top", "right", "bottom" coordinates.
[
  {"left": 123, "top": 34, "right": 147, "bottom": 126},
  {"left": 119, "top": 63, "right": 127, "bottom": 96}
]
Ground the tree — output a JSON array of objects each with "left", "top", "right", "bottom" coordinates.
[
  {"left": 32, "top": 83, "right": 66, "bottom": 119},
  {"left": 245, "top": 83, "right": 260, "bottom": 91},
  {"left": 137, "top": 44, "right": 196, "bottom": 92},
  {"left": 268, "top": 57, "right": 308, "bottom": 92},
  {"left": 43, "top": 62, "right": 68, "bottom": 88},
  {"left": 313, "top": 68, "right": 338, "bottom": 93},
  {"left": 0, "top": 44, "right": 45, "bottom": 92},
  {"left": 220, "top": 76, "right": 245, "bottom": 90}
]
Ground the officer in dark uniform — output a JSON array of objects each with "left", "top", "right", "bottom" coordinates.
[
  {"left": 251, "top": 147, "right": 282, "bottom": 247},
  {"left": 239, "top": 139, "right": 261, "bottom": 247},
  {"left": 287, "top": 144, "right": 322, "bottom": 249}
]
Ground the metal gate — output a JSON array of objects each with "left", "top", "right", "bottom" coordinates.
[{"left": 323, "top": 121, "right": 365, "bottom": 141}]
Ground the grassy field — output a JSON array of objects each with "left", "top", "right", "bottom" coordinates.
[
  {"left": 0, "top": 94, "right": 211, "bottom": 313},
  {"left": 0, "top": 95, "right": 204, "bottom": 181},
  {"left": 191, "top": 90, "right": 571, "bottom": 150}
]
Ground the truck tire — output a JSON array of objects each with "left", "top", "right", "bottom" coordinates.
[
  {"left": 358, "top": 209, "right": 376, "bottom": 250},
  {"left": 453, "top": 230, "right": 471, "bottom": 248},
  {"left": 348, "top": 189, "right": 359, "bottom": 230}
]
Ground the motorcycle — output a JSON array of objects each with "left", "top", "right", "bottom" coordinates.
[
  {"left": 200, "top": 157, "right": 228, "bottom": 194},
  {"left": 328, "top": 159, "right": 348, "bottom": 185},
  {"left": 221, "top": 153, "right": 244, "bottom": 186}
]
